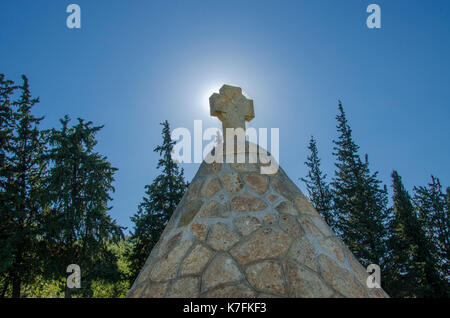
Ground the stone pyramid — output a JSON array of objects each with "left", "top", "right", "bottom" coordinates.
[{"left": 127, "top": 85, "right": 389, "bottom": 298}]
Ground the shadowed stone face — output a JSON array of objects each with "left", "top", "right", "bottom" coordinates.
[
  {"left": 230, "top": 227, "right": 291, "bottom": 265},
  {"left": 180, "top": 244, "right": 213, "bottom": 276},
  {"left": 166, "top": 277, "right": 199, "bottom": 298},
  {"left": 128, "top": 156, "right": 390, "bottom": 298},
  {"left": 285, "top": 262, "right": 334, "bottom": 298},
  {"left": 203, "top": 254, "right": 243, "bottom": 290},
  {"left": 204, "top": 284, "right": 255, "bottom": 298},
  {"left": 245, "top": 261, "right": 286, "bottom": 295},
  {"left": 206, "top": 223, "right": 240, "bottom": 251},
  {"left": 231, "top": 193, "right": 268, "bottom": 212}
]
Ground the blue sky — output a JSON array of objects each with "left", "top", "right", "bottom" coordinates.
[{"left": 1, "top": 0, "right": 449, "bottom": 231}]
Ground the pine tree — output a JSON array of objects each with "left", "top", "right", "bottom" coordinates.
[
  {"left": 128, "top": 120, "right": 188, "bottom": 283},
  {"left": 0, "top": 74, "right": 17, "bottom": 297},
  {"left": 385, "top": 171, "right": 440, "bottom": 297},
  {"left": 1, "top": 76, "right": 46, "bottom": 297},
  {"left": 331, "top": 101, "right": 389, "bottom": 270},
  {"left": 301, "top": 136, "right": 335, "bottom": 229},
  {"left": 412, "top": 176, "right": 449, "bottom": 296},
  {"left": 44, "top": 115, "right": 123, "bottom": 297}
]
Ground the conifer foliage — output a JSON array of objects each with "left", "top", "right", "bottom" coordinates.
[
  {"left": 301, "top": 136, "right": 335, "bottom": 230},
  {"left": 0, "top": 74, "right": 123, "bottom": 297},
  {"left": 385, "top": 171, "right": 435, "bottom": 297},
  {"left": 301, "top": 101, "right": 449, "bottom": 297},
  {"left": 331, "top": 101, "right": 389, "bottom": 268},
  {"left": 0, "top": 75, "right": 16, "bottom": 297},
  {"left": 128, "top": 120, "right": 188, "bottom": 283},
  {"left": 412, "top": 176, "right": 449, "bottom": 296},
  {"left": 0, "top": 76, "right": 47, "bottom": 298},
  {"left": 44, "top": 116, "right": 124, "bottom": 297}
]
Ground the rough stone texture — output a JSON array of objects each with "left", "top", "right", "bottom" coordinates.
[
  {"left": 285, "top": 262, "right": 334, "bottom": 298},
  {"left": 128, "top": 156, "right": 391, "bottom": 297},
  {"left": 178, "top": 200, "right": 203, "bottom": 228},
  {"left": 144, "top": 282, "right": 168, "bottom": 298},
  {"left": 288, "top": 236, "right": 319, "bottom": 272},
  {"left": 200, "top": 176, "right": 222, "bottom": 198},
  {"left": 190, "top": 223, "right": 208, "bottom": 241},
  {"left": 275, "top": 201, "right": 299, "bottom": 216},
  {"left": 150, "top": 240, "right": 193, "bottom": 282},
  {"left": 128, "top": 117, "right": 389, "bottom": 298},
  {"left": 185, "top": 178, "right": 203, "bottom": 202},
  {"left": 231, "top": 193, "right": 268, "bottom": 212},
  {"left": 166, "top": 277, "right": 199, "bottom": 298},
  {"left": 310, "top": 216, "right": 334, "bottom": 237},
  {"left": 298, "top": 216, "right": 324, "bottom": 237},
  {"left": 180, "top": 244, "right": 213, "bottom": 275},
  {"left": 245, "top": 261, "right": 286, "bottom": 295},
  {"left": 231, "top": 162, "right": 259, "bottom": 173},
  {"left": 368, "top": 288, "right": 390, "bottom": 298},
  {"left": 156, "top": 232, "right": 182, "bottom": 258},
  {"left": 197, "top": 162, "right": 222, "bottom": 176},
  {"left": 319, "top": 254, "right": 367, "bottom": 298},
  {"left": 128, "top": 282, "right": 147, "bottom": 298},
  {"left": 347, "top": 251, "right": 369, "bottom": 285},
  {"left": 221, "top": 172, "right": 244, "bottom": 194},
  {"left": 244, "top": 173, "right": 268, "bottom": 194},
  {"left": 279, "top": 214, "right": 304, "bottom": 239},
  {"left": 231, "top": 227, "right": 291, "bottom": 265},
  {"left": 203, "top": 254, "right": 243, "bottom": 290},
  {"left": 199, "top": 200, "right": 230, "bottom": 218},
  {"left": 319, "top": 238, "right": 345, "bottom": 262},
  {"left": 207, "top": 223, "right": 240, "bottom": 251},
  {"left": 233, "top": 215, "right": 262, "bottom": 236},
  {"left": 295, "top": 194, "right": 319, "bottom": 217},
  {"left": 263, "top": 213, "right": 278, "bottom": 225},
  {"left": 204, "top": 284, "right": 255, "bottom": 298},
  {"left": 271, "top": 177, "right": 295, "bottom": 201}
]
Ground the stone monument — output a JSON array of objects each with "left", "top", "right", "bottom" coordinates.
[{"left": 127, "top": 84, "right": 389, "bottom": 298}]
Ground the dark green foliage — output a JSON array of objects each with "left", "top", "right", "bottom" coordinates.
[
  {"left": 0, "top": 74, "right": 16, "bottom": 298},
  {"left": 127, "top": 120, "right": 188, "bottom": 284},
  {"left": 90, "top": 238, "right": 133, "bottom": 298},
  {"left": 43, "top": 115, "right": 124, "bottom": 297},
  {"left": 0, "top": 75, "right": 46, "bottom": 298},
  {"left": 411, "top": 176, "right": 449, "bottom": 297},
  {"left": 384, "top": 171, "right": 444, "bottom": 297},
  {"left": 301, "top": 136, "right": 335, "bottom": 230},
  {"left": 331, "top": 101, "right": 389, "bottom": 269}
]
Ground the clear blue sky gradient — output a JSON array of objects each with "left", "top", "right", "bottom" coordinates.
[{"left": 1, "top": 0, "right": 449, "bottom": 231}]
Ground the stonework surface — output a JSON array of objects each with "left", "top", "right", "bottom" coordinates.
[{"left": 127, "top": 147, "right": 389, "bottom": 298}]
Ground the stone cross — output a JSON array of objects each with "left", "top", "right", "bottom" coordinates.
[{"left": 209, "top": 85, "right": 255, "bottom": 135}]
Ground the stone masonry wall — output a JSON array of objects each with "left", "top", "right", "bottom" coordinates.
[{"left": 127, "top": 147, "right": 389, "bottom": 298}]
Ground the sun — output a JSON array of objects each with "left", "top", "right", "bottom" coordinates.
[{"left": 201, "top": 84, "right": 222, "bottom": 113}]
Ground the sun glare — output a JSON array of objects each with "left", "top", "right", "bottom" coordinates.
[
  {"left": 201, "top": 84, "right": 222, "bottom": 113},
  {"left": 200, "top": 83, "right": 250, "bottom": 114}
]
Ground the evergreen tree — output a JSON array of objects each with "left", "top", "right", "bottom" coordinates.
[
  {"left": 301, "top": 136, "right": 335, "bottom": 229},
  {"left": 128, "top": 120, "right": 188, "bottom": 283},
  {"left": 0, "top": 74, "right": 16, "bottom": 297},
  {"left": 1, "top": 76, "right": 46, "bottom": 297},
  {"left": 331, "top": 101, "right": 389, "bottom": 269},
  {"left": 44, "top": 115, "right": 123, "bottom": 297},
  {"left": 413, "top": 176, "right": 449, "bottom": 296},
  {"left": 385, "top": 171, "right": 442, "bottom": 297}
]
